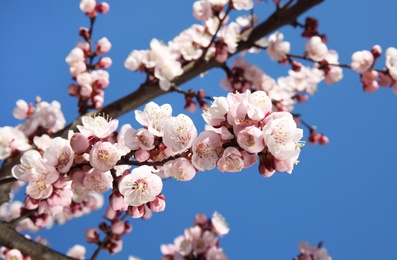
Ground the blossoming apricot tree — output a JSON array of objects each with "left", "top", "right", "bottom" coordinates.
[{"left": 0, "top": 0, "right": 396, "bottom": 259}]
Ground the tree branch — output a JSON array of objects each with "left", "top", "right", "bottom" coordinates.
[{"left": 0, "top": 221, "right": 77, "bottom": 260}]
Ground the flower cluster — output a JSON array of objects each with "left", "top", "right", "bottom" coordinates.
[
  {"left": 125, "top": 0, "right": 261, "bottom": 91},
  {"left": 14, "top": 98, "right": 66, "bottom": 138},
  {"left": 202, "top": 90, "right": 304, "bottom": 177},
  {"left": 0, "top": 126, "right": 31, "bottom": 160},
  {"left": 161, "top": 212, "right": 229, "bottom": 260},
  {"left": 66, "top": 0, "right": 111, "bottom": 113},
  {"left": 9, "top": 115, "right": 122, "bottom": 230},
  {"left": 220, "top": 56, "right": 323, "bottom": 112}
]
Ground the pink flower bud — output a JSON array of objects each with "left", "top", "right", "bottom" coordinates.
[
  {"left": 291, "top": 61, "right": 302, "bottom": 72},
  {"left": 70, "top": 133, "right": 90, "bottom": 155},
  {"left": 371, "top": 44, "right": 382, "bottom": 59},
  {"left": 197, "top": 89, "right": 206, "bottom": 98},
  {"left": 97, "top": 57, "right": 112, "bottom": 69},
  {"left": 194, "top": 213, "right": 208, "bottom": 226},
  {"left": 308, "top": 131, "right": 320, "bottom": 145},
  {"left": 296, "top": 94, "right": 309, "bottom": 103},
  {"left": 85, "top": 228, "right": 100, "bottom": 243},
  {"left": 69, "top": 61, "right": 87, "bottom": 77},
  {"left": 106, "top": 238, "right": 122, "bottom": 254},
  {"left": 378, "top": 73, "right": 392, "bottom": 87},
  {"left": 319, "top": 135, "right": 329, "bottom": 145},
  {"left": 24, "top": 196, "right": 39, "bottom": 210},
  {"left": 148, "top": 194, "right": 166, "bottom": 212},
  {"left": 127, "top": 205, "right": 145, "bottom": 218},
  {"left": 47, "top": 193, "right": 61, "bottom": 207},
  {"left": 258, "top": 154, "right": 276, "bottom": 178},
  {"left": 80, "top": 0, "right": 96, "bottom": 14},
  {"left": 109, "top": 191, "right": 129, "bottom": 211},
  {"left": 96, "top": 37, "right": 112, "bottom": 54},
  {"left": 215, "top": 44, "right": 228, "bottom": 63},
  {"left": 79, "top": 84, "right": 93, "bottom": 98},
  {"left": 76, "top": 41, "right": 90, "bottom": 52},
  {"left": 111, "top": 220, "right": 125, "bottom": 235},
  {"left": 68, "top": 84, "right": 80, "bottom": 96},
  {"left": 99, "top": 222, "right": 108, "bottom": 232},
  {"left": 363, "top": 81, "right": 379, "bottom": 93},
  {"left": 124, "top": 222, "right": 132, "bottom": 234},
  {"left": 104, "top": 206, "right": 117, "bottom": 221},
  {"left": 96, "top": 2, "right": 110, "bottom": 14},
  {"left": 184, "top": 100, "right": 197, "bottom": 113},
  {"left": 93, "top": 93, "right": 104, "bottom": 109},
  {"left": 79, "top": 27, "right": 90, "bottom": 40},
  {"left": 135, "top": 149, "right": 150, "bottom": 162}
]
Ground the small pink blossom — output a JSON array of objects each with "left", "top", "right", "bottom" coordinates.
[
  {"left": 12, "top": 150, "right": 43, "bottom": 182},
  {"left": 67, "top": 245, "right": 86, "bottom": 260},
  {"left": 211, "top": 211, "right": 230, "bottom": 236},
  {"left": 1, "top": 248, "right": 23, "bottom": 260},
  {"left": 91, "top": 70, "right": 110, "bottom": 89},
  {"left": 351, "top": 50, "right": 374, "bottom": 73},
  {"left": 266, "top": 32, "right": 290, "bottom": 61},
  {"left": 17, "top": 100, "right": 66, "bottom": 137},
  {"left": 85, "top": 228, "right": 100, "bottom": 243},
  {"left": 98, "top": 57, "right": 112, "bottom": 69},
  {"left": 25, "top": 164, "right": 59, "bottom": 200},
  {"left": 96, "top": 2, "right": 110, "bottom": 14},
  {"left": 124, "top": 128, "right": 155, "bottom": 151},
  {"left": 124, "top": 50, "right": 147, "bottom": 71},
  {"left": 385, "top": 47, "right": 397, "bottom": 80},
  {"left": 0, "top": 126, "right": 31, "bottom": 160},
  {"left": 297, "top": 241, "right": 332, "bottom": 260},
  {"left": 89, "top": 141, "right": 120, "bottom": 172},
  {"left": 232, "top": 0, "right": 254, "bottom": 10},
  {"left": 206, "top": 246, "right": 228, "bottom": 260},
  {"left": 65, "top": 47, "right": 85, "bottom": 65},
  {"left": 83, "top": 168, "right": 113, "bottom": 193},
  {"left": 13, "top": 99, "right": 31, "bottom": 119},
  {"left": 193, "top": 0, "right": 213, "bottom": 21},
  {"left": 306, "top": 36, "right": 328, "bottom": 61},
  {"left": 135, "top": 102, "right": 172, "bottom": 136},
  {"left": 44, "top": 137, "right": 74, "bottom": 173},
  {"left": 202, "top": 97, "right": 229, "bottom": 127},
  {"left": 174, "top": 235, "right": 193, "bottom": 256},
  {"left": 263, "top": 112, "right": 303, "bottom": 161},
  {"left": 70, "top": 133, "right": 90, "bottom": 155},
  {"left": 96, "top": 37, "right": 112, "bottom": 53},
  {"left": 192, "top": 131, "right": 222, "bottom": 171},
  {"left": 236, "top": 126, "right": 264, "bottom": 153},
  {"left": 77, "top": 115, "right": 118, "bottom": 139},
  {"left": 208, "top": 0, "right": 229, "bottom": 7},
  {"left": 163, "top": 114, "right": 198, "bottom": 154},
  {"left": 118, "top": 165, "right": 163, "bottom": 206},
  {"left": 164, "top": 158, "right": 196, "bottom": 181},
  {"left": 217, "top": 147, "right": 244, "bottom": 172},
  {"left": 80, "top": 0, "right": 96, "bottom": 14}
]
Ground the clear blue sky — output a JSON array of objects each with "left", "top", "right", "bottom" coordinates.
[{"left": 1, "top": 1, "right": 397, "bottom": 259}]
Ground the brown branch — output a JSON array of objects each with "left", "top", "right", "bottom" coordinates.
[{"left": 0, "top": 221, "right": 77, "bottom": 260}]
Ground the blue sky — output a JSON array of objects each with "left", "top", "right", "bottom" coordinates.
[{"left": 1, "top": 1, "right": 397, "bottom": 259}]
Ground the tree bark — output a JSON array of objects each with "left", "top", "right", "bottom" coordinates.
[{"left": 0, "top": 221, "right": 77, "bottom": 260}]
